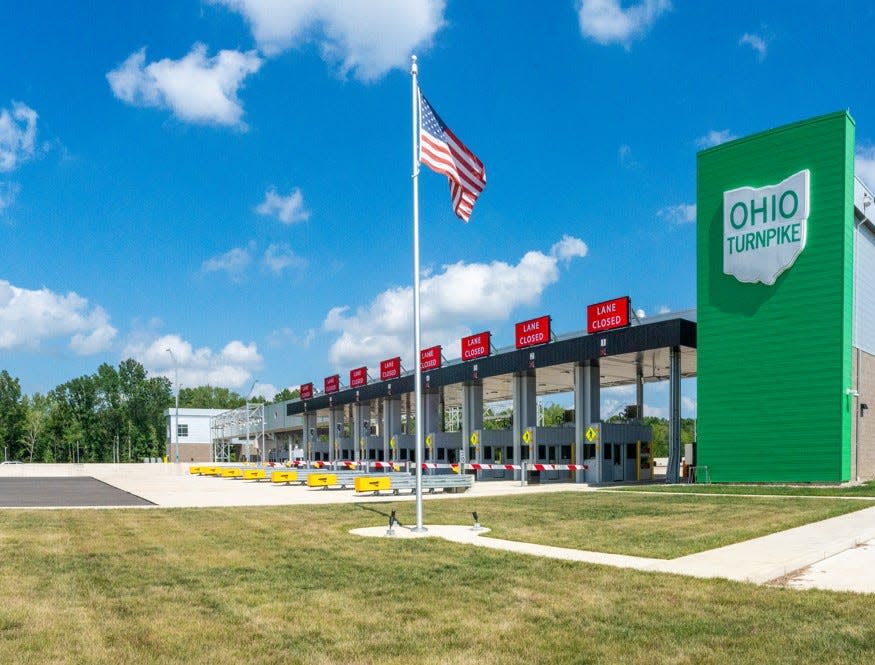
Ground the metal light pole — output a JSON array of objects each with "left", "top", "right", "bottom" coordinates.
[{"left": 166, "top": 348, "right": 179, "bottom": 463}]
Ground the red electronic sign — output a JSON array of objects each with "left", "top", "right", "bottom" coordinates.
[
  {"left": 515, "top": 315, "right": 551, "bottom": 349},
  {"left": 461, "top": 332, "right": 491, "bottom": 361},
  {"left": 299, "top": 382, "right": 313, "bottom": 400},
  {"left": 324, "top": 374, "right": 340, "bottom": 394},
  {"left": 349, "top": 366, "right": 367, "bottom": 388},
  {"left": 420, "top": 345, "right": 442, "bottom": 372},
  {"left": 587, "top": 296, "right": 631, "bottom": 334},
  {"left": 380, "top": 357, "right": 401, "bottom": 381}
]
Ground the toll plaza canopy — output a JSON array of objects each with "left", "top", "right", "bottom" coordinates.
[{"left": 285, "top": 311, "right": 697, "bottom": 414}]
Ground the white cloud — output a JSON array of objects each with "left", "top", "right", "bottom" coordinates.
[
  {"left": 682, "top": 395, "right": 697, "bottom": 417},
  {"left": 253, "top": 383, "right": 279, "bottom": 400},
  {"left": 201, "top": 244, "right": 254, "bottom": 281},
  {"left": 211, "top": 0, "right": 446, "bottom": 81},
  {"left": 0, "top": 280, "right": 117, "bottom": 354},
  {"left": 618, "top": 143, "right": 638, "bottom": 168},
  {"left": 739, "top": 33, "right": 767, "bottom": 60},
  {"left": 577, "top": 0, "right": 672, "bottom": 47},
  {"left": 263, "top": 243, "right": 307, "bottom": 275},
  {"left": 128, "top": 333, "right": 262, "bottom": 390},
  {"left": 267, "top": 326, "right": 316, "bottom": 349},
  {"left": 657, "top": 305, "right": 671, "bottom": 314},
  {"left": 323, "top": 236, "right": 588, "bottom": 369},
  {"left": 256, "top": 187, "right": 309, "bottom": 224},
  {"left": 551, "top": 235, "right": 589, "bottom": 264},
  {"left": 0, "top": 102, "right": 38, "bottom": 172},
  {"left": 0, "top": 182, "right": 20, "bottom": 214},
  {"left": 856, "top": 147, "right": 875, "bottom": 191},
  {"left": 657, "top": 203, "right": 696, "bottom": 224},
  {"left": 107, "top": 44, "right": 262, "bottom": 127},
  {"left": 697, "top": 129, "right": 736, "bottom": 149}
]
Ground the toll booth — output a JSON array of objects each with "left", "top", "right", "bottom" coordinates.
[
  {"left": 583, "top": 422, "right": 653, "bottom": 483},
  {"left": 470, "top": 429, "right": 515, "bottom": 479},
  {"left": 390, "top": 434, "right": 416, "bottom": 462},
  {"left": 523, "top": 426, "right": 576, "bottom": 483},
  {"left": 363, "top": 435, "right": 384, "bottom": 461},
  {"left": 337, "top": 436, "right": 354, "bottom": 461},
  {"left": 304, "top": 418, "right": 330, "bottom": 461},
  {"left": 427, "top": 431, "right": 463, "bottom": 468}
]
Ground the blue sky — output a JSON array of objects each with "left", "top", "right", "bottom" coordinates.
[{"left": 2, "top": 0, "right": 875, "bottom": 417}]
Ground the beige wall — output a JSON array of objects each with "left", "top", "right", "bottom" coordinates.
[
  {"left": 852, "top": 348, "right": 875, "bottom": 481},
  {"left": 166, "top": 442, "right": 212, "bottom": 463}
]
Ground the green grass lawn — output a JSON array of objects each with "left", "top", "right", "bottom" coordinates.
[
  {"left": 415, "top": 492, "right": 870, "bottom": 558},
  {"left": 615, "top": 480, "right": 875, "bottom": 498},
  {"left": 0, "top": 494, "right": 873, "bottom": 664}
]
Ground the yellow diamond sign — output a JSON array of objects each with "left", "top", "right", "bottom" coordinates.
[
  {"left": 522, "top": 429, "right": 532, "bottom": 444},
  {"left": 586, "top": 426, "right": 598, "bottom": 442},
  {"left": 470, "top": 431, "right": 480, "bottom": 446}
]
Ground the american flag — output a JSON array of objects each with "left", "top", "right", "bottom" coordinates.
[{"left": 418, "top": 90, "right": 486, "bottom": 222}]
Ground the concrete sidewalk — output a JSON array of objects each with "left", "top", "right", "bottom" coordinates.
[{"left": 351, "top": 506, "right": 875, "bottom": 592}]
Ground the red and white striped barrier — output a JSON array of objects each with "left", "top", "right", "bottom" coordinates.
[
  {"left": 469, "top": 463, "right": 589, "bottom": 472},
  {"left": 284, "top": 460, "right": 587, "bottom": 472}
]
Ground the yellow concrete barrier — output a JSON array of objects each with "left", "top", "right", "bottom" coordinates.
[
  {"left": 201, "top": 467, "right": 221, "bottom": 476},
  {"left": 189, "top": 466, "right": 203, "bottom": 475},
  {"left": 221, "top": 468, "right": 243, "bottom": 478},
  {"left": 242, "top": 469, "right": 266, "bottom": 481},
  {"left": 306, "top": 473, "right": 337, "bottom": 488},
  {"left": 270, "top": 470, "right": 298, "bottom": 484},
  {"left": 354, "top": 476, "right": 391, "bottom": 493}
]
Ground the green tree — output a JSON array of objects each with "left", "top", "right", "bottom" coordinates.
[
  {"left": 45, "top": 360, "right": 172, "bottom": 463},
  {"left": 179, "top": 386, "right": 245, "bottom": 409},
  {"left": 273, "top": 387, "right": 300, "bottom": 402},
  {"left": 20, "top": 393, "right": 52, "bottom": 463},
  {"left": 0, "top": 370, "right": 26, "bottom": 461},
  {"left": 542, "top": 403, "right": 568, "bottom": 426},
  {"left": 483, "top": 407, "right": 512, "bottom": 430}
]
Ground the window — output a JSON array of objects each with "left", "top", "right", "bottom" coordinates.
[{"left": 177, "top": 424, "right": 188, "bottom": 437}]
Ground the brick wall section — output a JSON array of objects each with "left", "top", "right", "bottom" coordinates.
[{"left": 165, "top": 442, "right": 212, "bottom": 463}]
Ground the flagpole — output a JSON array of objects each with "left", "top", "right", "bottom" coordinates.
[{"left": 411, "top": 54, "right": 426, "bottom": 532}]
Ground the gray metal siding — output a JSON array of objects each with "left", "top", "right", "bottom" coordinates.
[{"left": 855, "top": 223, "right": 875, "bottom": 354}]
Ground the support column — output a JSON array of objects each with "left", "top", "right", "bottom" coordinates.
[
  {"left": 461, "top": 382, "right": 483, "bottom": 464},
  {"left": 574, "top": 360, "right": 600, "bottom": 483},
  {"left": 303, "top": 412, "right": 317, "bottom": 464},
  {"left": 512, "top": 370, "right": 537, "bottom": 479},
  {"left": 352, "top": 402, "right": 371, "bottom": 465},
  {"left": 383, "top": 396, "right": 402, "bottom": 461},
  {"left": 328, "top": 407, "right": 344, "bottom": 464},
  {"left": 636, "top": 353, "right": 644, "bottom": 421},
  {"left": 422, "top": 391, "right": 440, "bottom": 462},
  {"left": 667, "top": 346, "right": 681, "bottom": 484}
]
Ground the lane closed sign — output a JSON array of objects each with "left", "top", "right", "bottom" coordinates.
[{"left": 587, "top": 296, "right": 631, "bottom": 334}]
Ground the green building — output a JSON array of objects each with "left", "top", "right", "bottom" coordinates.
[{"left": 697, "top": 111, "right": 875, "bottom": 482}]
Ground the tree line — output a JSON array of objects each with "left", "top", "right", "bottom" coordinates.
[{"left": 0, "top": 361, "right": 297, "bottom": 463}]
